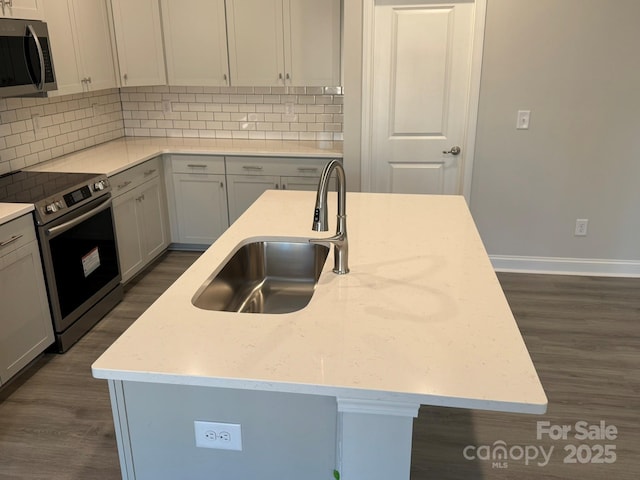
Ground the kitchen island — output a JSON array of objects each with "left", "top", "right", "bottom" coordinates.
[{"left": 92, "top": 190, "right": 547, "bottom": 480}]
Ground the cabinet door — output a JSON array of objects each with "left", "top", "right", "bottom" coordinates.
[
  {"left": 0, "top": 0, "right": 44, "bottom": 19},
  {"left": 226, "top": 174, "right": 279, "bottom": 224},
  {"left": 113, "top": 189, "right": 145, "bottom": 283},
  {"left": 285, "top": 0, "right": 341, "bottom": 86},
  {"left": 71, "top": 0, "right": 117, "bottom": 91},
  {"left": 42, "top": 0, "right": 84, "bottom": 96},
  {"left": 161, "top": 0, "right": 229, "bottom": 86},
  {"left": 173, "top": 173, "right": 229, "bottom": 245},
  {"left": 226, "top": 0, "right": 285, "bottom": 86},
  {"left": 0, "top": 241, "right": 54, "bottom": 383},
  {"left": 111, "top": 0, "right": 166, "bottom": 87},
  {"left": 139, "top": 177, "right": 169, "bottom": 262}
]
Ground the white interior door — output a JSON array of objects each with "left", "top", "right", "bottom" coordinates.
[{"left": 370, "top": 2, "right": 475, "bottom": 195}]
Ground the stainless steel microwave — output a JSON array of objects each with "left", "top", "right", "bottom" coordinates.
[{"left": 0, "top": 18, "right": 57, "bottom": 98}]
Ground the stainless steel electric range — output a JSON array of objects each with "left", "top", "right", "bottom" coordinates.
[{"left": 0, "top": 170, "right": 122, "bottom": 352}]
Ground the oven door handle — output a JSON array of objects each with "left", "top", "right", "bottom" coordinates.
[{"left": 45, "top": 197, "right": 112, "bottom": 239}]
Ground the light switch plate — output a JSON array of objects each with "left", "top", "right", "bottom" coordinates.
[{"left": 516, "top": 110, "right": 531, "bottom": 129}]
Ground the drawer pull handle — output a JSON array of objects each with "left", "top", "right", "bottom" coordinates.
[
  {"left": 0, "top": 234, "right": 23, "bottom": 248},
  {"left": 117, "top": 181, "right": 132, "bottom": 190},
  {"left": 187, "top": 164, "right": 207, "bottom": 168},
  {"left": 297, "top": 167, "right": 318, "bottom": 173},
  {"left": 144, "top": 169, "right": 157, "bottom": 177},
  {"left": 242, "top": 166, "right": 263, "bottom": 171}
]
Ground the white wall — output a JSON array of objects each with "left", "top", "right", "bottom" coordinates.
[
  {"left": 470, "top": 0, "right": 640, "bottom": 274},
  {"left": 343, "top": 0, "right": 364, "bottom": 191}
]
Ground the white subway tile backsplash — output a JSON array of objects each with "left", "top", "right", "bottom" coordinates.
[
  {"left": 0, "top": 85, "right": 342, "bottom": 173},
  {"left": 0, "top": 88, "right": 124, "bottom": 173}
]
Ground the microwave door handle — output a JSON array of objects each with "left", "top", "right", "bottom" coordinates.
[{"left": 26, "top": 24, "right": 45, "bottom": 91}]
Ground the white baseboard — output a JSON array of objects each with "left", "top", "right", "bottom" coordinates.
[{"left": 490, "top": 255, "right": 640, "bottom": 278}]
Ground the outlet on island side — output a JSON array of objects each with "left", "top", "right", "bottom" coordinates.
[{"left": 194, "top": 421, "right": 242, "bottom": 451}]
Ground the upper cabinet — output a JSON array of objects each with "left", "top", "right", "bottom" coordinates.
[
  {"left": 161, "top": 0, "right": 229, "bottom": 87},
  {"left": 226, "top": 0, "right": 341, "bottom": 87},
  {"left": 110, "top": 0, "right": 166, "bottom": 87},
  {"left": 43, "top": 0, "right": 117, "bottom": 96},
  {"left": 286, "top": 0, "right": 341, "bottom": 86},
  {"left": 0, "top": 0, "right": 44, "bottom": 19},
  {"left": 226, "top": 0, "right": 283, "bottom": 87}
]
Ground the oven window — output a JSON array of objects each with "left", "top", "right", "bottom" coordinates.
[{"left": 48, "top": 206, "right": 119, "bottom": 318}]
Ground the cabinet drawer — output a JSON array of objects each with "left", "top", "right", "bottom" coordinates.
[
  {"left": 225, "top": 156, "right": 333, "bottom": 177},
  {"left": 0, "top": 214, "right": 37, "bottom": 258},
  {"left": 171, "top": 155, "right": 225, "bottom": 175},
  {"left": 112, "top": 157, "right": 163, "bottom": 197}
]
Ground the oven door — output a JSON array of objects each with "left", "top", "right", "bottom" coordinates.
[{"left": 39, "top": 195, "right": 121, "bottom": 333}]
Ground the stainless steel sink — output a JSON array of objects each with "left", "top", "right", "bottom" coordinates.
[{"left": 192, "top": 240, "right": 330, "bottom": 314}]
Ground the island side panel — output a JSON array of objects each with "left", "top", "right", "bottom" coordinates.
[
  {"left": 119, "top": 381, "right": 337, "bottom": 480},
  {"left": 108, "top": 380, "right": 136, "bottom": 480},
  {"left": 336, "top": 399, "right": 420, "bottom": 480}
]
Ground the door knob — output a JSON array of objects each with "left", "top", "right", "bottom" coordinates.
[{"left": 443, "top": 146, "right": 461, "bottom": 155}]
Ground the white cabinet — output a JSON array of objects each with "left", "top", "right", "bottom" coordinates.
[
  {"left": 167, "top": 155, "right": 229, "bottom": 246},
  {"left": 160, "top": 0, "right": 229, "bottom": 87},
  {"left": 110, "top": 0, "right": 166, "bottom": 87},
  {"left": 0, "top": 215, "right": 54, "bottom": 385},
  {"left": 226, "top": 0, "right": 341, "bottom": 86},
  {"left": 0, "top": 0, "right": 44, "bottom": 19},
  {"left": 43, "top": 0, "right": 116, "bottom": 96},
  {"left": 286, "top": 0, "right": 341, "bottom": 86},
  {"left": 225, "top": 156, "right": 331, "bottom": 224},
  {"left": 111, "top": 157, "right": 170, "bottom": 283}
]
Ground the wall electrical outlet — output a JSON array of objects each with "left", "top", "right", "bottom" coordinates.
[
  {"left": 92, "top": 103, "right": 105, "bottom": 116},
  {"left": 194, "top": 421, "right": 242, "bottom": 451},
  {"left": 574, "top": 219, "right": 588, "bottom": 236},
  {"left": 32, "top": 114, "right": 41, "bottom": 133},
  {"left": 284, "top": 102, "right": 294, "bottom": 115}
]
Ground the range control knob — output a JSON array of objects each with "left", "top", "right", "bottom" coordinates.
[
  {"left": 93, "top": 180, "right": 106, "bottom": 191},
  {"left": 45, "top": 203, "right": 58, "bottom": 214}
]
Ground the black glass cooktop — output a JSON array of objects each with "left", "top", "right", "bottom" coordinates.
[{"left": 0, "top": 171, "right": 100, "bottom": 204}]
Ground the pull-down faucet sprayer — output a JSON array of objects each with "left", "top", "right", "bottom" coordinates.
[{"left": 309, "top": 159, "right": 349, "bottom": 274}]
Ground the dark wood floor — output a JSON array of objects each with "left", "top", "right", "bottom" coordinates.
[{"left": 1, "top": 255, "right": 638, "bottom": 479}]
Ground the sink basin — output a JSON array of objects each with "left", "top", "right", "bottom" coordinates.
[{"left": 192, "top": 240, "right": 330, "bottom": 314}]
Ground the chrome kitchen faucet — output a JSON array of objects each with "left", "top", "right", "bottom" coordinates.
[{"left": 309, "top": 159, "right": 349, "bottom": 274}]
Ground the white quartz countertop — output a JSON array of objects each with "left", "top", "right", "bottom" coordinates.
[
  {"left": 0, "top": 203, "right": 34, "bottom": 226},
  {"left": 28, "top": 137, "right": 343, "bottom": 177},
  {"left": 92, "top": 191, "right": 547, "bottom": 414}
]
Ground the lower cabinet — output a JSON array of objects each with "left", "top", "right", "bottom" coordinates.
[
  {"left": 132, "top": 154, "right": 336, "bottom": 250},
  {"left": 167, "top": 155, "right": 229, "bottom": 246},
  {"left": 225, "top": 156, "right": 332, "bottom": 224},
  {"left": 0, "top": 215, "right": 54, "bottom": 385},
  {"left": 112, "top": 158, "right": 170, "bottom": 283}
]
